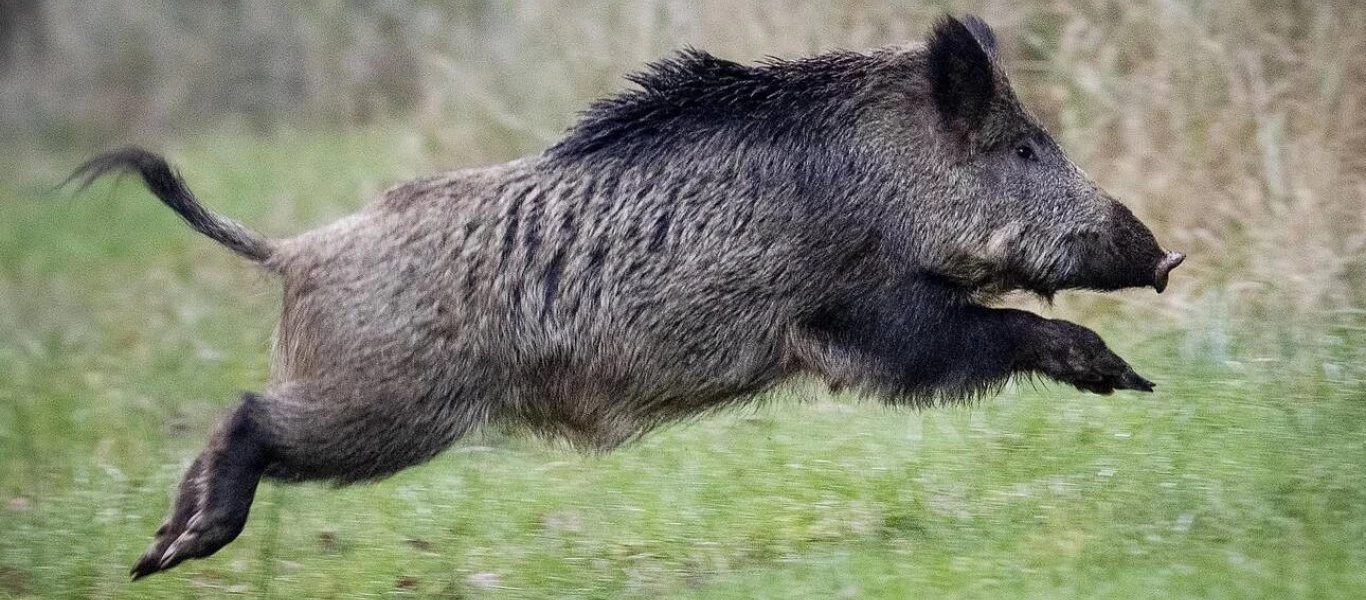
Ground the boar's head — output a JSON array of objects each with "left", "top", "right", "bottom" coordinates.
[{"left": 875, "top": 16, "right": 1183, "bottom": 298}]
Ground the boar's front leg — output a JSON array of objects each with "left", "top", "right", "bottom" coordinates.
[
  {"left": 1009, "top": 315, "right": 1154, "bottom": 395},
  {"left": 793, "top": 278, "right": 1153, "bottom": 399}
]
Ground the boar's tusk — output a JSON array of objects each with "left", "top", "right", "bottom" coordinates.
[{"left": 1153, "top": 251, "right": 1185, "bottom": 293}]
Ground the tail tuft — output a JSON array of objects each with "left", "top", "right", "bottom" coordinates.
[{"left": 65, "top": 147, "right": 273, "bottom": 263}]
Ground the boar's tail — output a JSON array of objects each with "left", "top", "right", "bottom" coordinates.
[{"left": 65, "top": 147, "right": 275, "bottom": 265}]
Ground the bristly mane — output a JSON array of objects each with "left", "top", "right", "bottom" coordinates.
[{"left": 546, "top": 48, "right": 879, "bottom": 164}]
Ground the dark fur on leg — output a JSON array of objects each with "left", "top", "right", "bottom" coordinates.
[
  {"left": 1011, "top": 317, "right": 1153, "bottom": 394},
  {"left": 792, "top": 276, "right": 1152, "bottom": 401},
  {"left": 131, "top": 393, "right": 270, "bottom": 580}
]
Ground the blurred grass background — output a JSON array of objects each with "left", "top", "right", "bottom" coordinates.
[{"left": 2, "top": 1, "right": 1365, "bottom": 598}]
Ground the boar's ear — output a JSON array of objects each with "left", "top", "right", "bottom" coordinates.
[{"left": 928, "top": 15, "right": 998, "bottom": 135}]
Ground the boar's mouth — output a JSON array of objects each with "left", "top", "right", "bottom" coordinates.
[
  {"left": 1057, "top": 203, "right": 1184, "bottom": 295},
  {"left": 1003, "top": 202, "right": 1183, "bottom": 297},
  {"left": 1052, "top": 243, "right": 1185, "bottom": 295},
  {"left": 938, "top": 218, "right": 1184, "bottom": 298}
]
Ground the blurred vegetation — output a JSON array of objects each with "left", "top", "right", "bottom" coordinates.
[{"left": 2, "top": 1, "right": 1366, "bottom": 598}]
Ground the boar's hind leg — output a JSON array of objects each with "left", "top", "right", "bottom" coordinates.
[
  {"left": 131, "top": 381, "right": 474, "bottom": 579},
  {"left": 253, "top": 380, "right": 478, "bottom": 484},
  {"left": 131, "top": 393, "right": 270, "bottom": 580}
]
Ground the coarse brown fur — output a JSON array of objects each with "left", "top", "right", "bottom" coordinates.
[{"left": 66, "top": 16, "right": 1182, "bottom": 579}]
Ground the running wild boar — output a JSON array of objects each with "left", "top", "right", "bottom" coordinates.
[{"left": 68, "top": 15, "right": 1183, "bottom": 578}]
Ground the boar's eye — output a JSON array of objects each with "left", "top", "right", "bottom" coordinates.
[{"left": 1014, "top": 144, "right": 1037, "bottom": 162}]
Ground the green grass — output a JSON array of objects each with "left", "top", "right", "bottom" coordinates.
[{"left": 2, "top": 133, "right": 1365, "bottom": 599}]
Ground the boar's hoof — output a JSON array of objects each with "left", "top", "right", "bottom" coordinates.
[
  {"left": 130, "top": 497, "right": 252, "bottom": 580},
  {"left": 1028, "top": 320, "right": 1156, "bottom": 395},
  {"left": 1060, "top": 358, "right": 1155, "bottom": 396}
]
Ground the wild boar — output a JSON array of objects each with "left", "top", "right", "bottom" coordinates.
[{"left": 68, "top": 15, "right": 1183, "bottom": 579}]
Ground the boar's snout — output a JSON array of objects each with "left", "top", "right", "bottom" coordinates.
[
  {"left": 1152, "top": 251, "right": 1184, "bottom": 293},
  {"left": 1065, "top": 202, "right": 1183, "bottom": 294}
]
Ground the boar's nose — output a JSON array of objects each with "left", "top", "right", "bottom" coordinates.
[{"left": 1153, "top": 251, "right": 1184, "bottom": 293}]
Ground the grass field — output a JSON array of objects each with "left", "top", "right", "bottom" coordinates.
[
  {"left": 3, "top": 3, "right": 1366, "bottom": 595},
  {"left": 2, "top": 132, "right": 1365, "bottom": 599}
]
